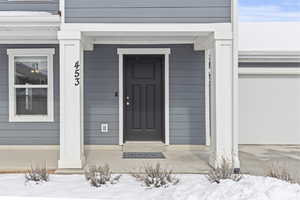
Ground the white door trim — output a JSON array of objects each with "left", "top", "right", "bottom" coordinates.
[
  {"left": 117, "top": 48, "right": 171, "bottom": 145},
  {"left": 205, "top": 50, "right": 211, "bottom": 145}
]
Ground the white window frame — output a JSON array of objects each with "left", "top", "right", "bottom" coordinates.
[
  {"left": 7, "top": 48, "right": 55, "bottom": 122},
  {"left": 7, "top": 0, "right": 53, "bottom": 2},
  {"left": 117, "top": 48, "right": 170, "bottom": 145}
]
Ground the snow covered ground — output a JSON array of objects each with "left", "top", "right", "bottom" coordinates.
[{"left": 0, "top": 174, "right": 299, "bottom": 200}]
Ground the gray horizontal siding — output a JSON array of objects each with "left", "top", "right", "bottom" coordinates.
[
  {"left": 169, "top": 46, "right": 205, "bottom": 144},
  {"left": 0, "top": 0, "right": 59, "bottom": 13},
  {"left": 84, "top": 44, "right": 205, "bottom": 145},
  {"left": 65, "top": 0, "right": 231, "bottom": 23},
  {"left": 239, "top": 62, "right": 300, "bottom": 68},
  {"left": 0, "top": 44, "right": 59, "bottom": 145},
  {"left": 84, "top": 46, "right": 118, "bottom": 145}
]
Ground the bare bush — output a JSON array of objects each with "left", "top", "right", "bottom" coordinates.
[
  {"left": 25, "top": 162, "right": 49, "bottom": 184},
  {"left": 267, "top": 163, "right": 295, "bottom": 184},
  {"left": 207, "top": 158, "right": 242, "bottom": 184},
  {"left": 84, "top": 164, "right": 121, "bottom": 187},
  {"left": 132, "top": 163, "right": 179, "bottom": 188}
]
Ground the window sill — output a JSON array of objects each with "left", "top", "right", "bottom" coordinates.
[{"left": 9, "top": 115, "right": 54, "bottom": 123}]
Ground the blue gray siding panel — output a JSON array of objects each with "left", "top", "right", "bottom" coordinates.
[
  {"left": 0, "top": 45, "right": 60, "bottom": 145},
  {"left": 65, "top": 0, "right": 231, "bottom": 23},
  {"left": 0, "top": 44, "right": 205, "bottom": 145},
  {"left": 84, "top": 44, "right": 205, "bottom": 145},
  {"left": 0, "top": 0, "right": 59, "bottom": 13}
]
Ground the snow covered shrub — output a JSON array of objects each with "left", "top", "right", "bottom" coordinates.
[
  {"left": 25, "top": 162, "right": 49, "bottom": 184},
  {"left": 207, "top": 158, "right": 242, "bottom": 184},
  {"left": 132, "top": 163, "right": 179, "bottom": 188},
  {"left": 267, "top": 163, "right": 295, "bottom": 184},
  {"left": 84, "top": 164, "right": 121, "bottom": 187}
]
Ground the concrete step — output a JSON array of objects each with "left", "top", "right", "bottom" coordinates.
[
  {"left": 123, "top": 142, "right": 166, "bottom": 152},
  {"left": 55, "top": 168, "right": 84, "bottom": 174}
]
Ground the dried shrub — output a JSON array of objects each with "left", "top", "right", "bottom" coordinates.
[
  {"left": 207, "top": 158, "right": 242, "bottom": 184},
  {"left": 25, "top": 162, "right": 49, "bottom": 184},
  {"left": 84, "top": 164, "right": 121, "bottom": 187},
  {"left": 132, "top": 163, "right": 179, "bottom": 188},
  {"left": 267, "top": 163, "right": 295, "bottom": 184}
]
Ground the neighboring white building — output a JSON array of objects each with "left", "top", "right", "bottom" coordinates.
[{"left": 239, "top": 22, "right": 300, "bottom": 144}]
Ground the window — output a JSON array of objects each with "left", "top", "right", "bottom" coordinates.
[
  {"left": 7, "top": 0, "right": 53, "bottom": 2},
  {"left": 7, "top": 49, "right": 55, "bottom": 122}
]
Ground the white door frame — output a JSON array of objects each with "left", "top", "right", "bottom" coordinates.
[{"left": 117, "top": 48, "right": 171, "bottom": 145}]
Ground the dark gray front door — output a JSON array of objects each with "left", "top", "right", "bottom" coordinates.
[{"left": 124, "top": 55, "right": 164, "bottom": 141}]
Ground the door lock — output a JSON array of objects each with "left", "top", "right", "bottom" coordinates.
[{"left": 125, "top": 96, "right": 131, "bottom": 106}]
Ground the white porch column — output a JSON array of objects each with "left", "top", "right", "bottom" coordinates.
[
  {"left": 58, "top": 31, "right": 85, "bottom": 169},
  {"left": 209, "top": 33, "right": 240, "bottom": 169}
]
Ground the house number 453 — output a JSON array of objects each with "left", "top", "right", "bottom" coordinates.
[{"left": 74, "top": 61, "right": 80, "bottom": 86}]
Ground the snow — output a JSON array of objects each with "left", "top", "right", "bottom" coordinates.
[
  {"left": 0, "top": 174, "right": 299, "bottom": 200},
  {"left": 0, "top": 11, "right": 54, "bottom": 17}
]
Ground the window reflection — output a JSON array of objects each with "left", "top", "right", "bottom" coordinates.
[
  {"left": 15, "top": 56, "right": 48, "bottom": 85},
  {"left": 16, "top": 88, "right": 47, "bottom": 115}
]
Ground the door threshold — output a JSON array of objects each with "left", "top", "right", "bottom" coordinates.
[
  {"left": 124, "top": 141, "right": 165, "bottom": 144},
  {"left": 123, "top": 141, "right": 166, "bottom": 152}
]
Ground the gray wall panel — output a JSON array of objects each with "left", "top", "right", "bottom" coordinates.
[
  {"left": 239, "top": 62, "right": 300, "bottom": 68},
  {"left": 0, "top": 45, "right": 60, "bottom": 145},
  {"left": 0, "top": 0, "right": 59, "bottom": 13},
  {"left": 84, "top": 44, "right": 205, "bottom": 145},
  {"left": 65, "top": 0, "right": 231, "bottom": 23}
]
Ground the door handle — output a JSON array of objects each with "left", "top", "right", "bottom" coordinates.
[{"left": 125, "top": 96, "right": 131, "bottom": 106}]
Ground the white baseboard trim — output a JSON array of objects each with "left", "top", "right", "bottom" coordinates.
[
  {"left": 0, "top": 145, "right": 59, "bottom": 150},
  {"left": 0, "top": 145, "right": 208, "bottom": 151},
  {"left": 0, "top": 145, "right": 122, "bottom": 151}
]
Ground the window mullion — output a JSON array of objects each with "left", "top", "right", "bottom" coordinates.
[{"left": 14, "top": 85, "right": 48, "bottom": 89}]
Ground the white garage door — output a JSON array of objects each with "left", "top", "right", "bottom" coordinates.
[{"left": 239, "top": 73, "right": 300, "bottom": 144}]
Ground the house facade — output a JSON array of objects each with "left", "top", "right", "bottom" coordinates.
[{"left": 0, "top": 0, "right": 299, "bottom": 170}]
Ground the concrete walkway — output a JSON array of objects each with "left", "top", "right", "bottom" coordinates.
[
  {"left": 239, "top": 145, "right": 300, "bottom": 180},
  {"left": 86, "top": 146, "right": 210, "bottom": 173},
  {"left": 0, "top": 145, "right": 299, "bottom": 177},
  {"left": 0, "top": 146, "right": 211, "bottom": 173}
]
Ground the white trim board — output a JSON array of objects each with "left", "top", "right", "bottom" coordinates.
[
  {"left": 239, "top": 51, "right": 300, "bottom": 63},
  {"left": 239, "top": 67, "right": 300, "bottom": 75},
  {"left": 62, "top": 23, "right": 231, "bottom": 34},
  {"left": 117, "top": 48, "right": 171, "bottom": 145},
  {"left": 59, "top": 0, "right": 65, "bottom": 24},
  {"left": 0, "top": 144, "right": 206, "bottom": 151},
  {"left": 0, "top": 145, "right": 119, "bottom": 151},
  {"left": 205, "top": 50, "right": 211, "bottom": 146},
  {"left": 0, "top": 15, "right": 60, "bottom": 28},
  {"left": 117, "top": 48, "right": 170, "bottom": 55}
]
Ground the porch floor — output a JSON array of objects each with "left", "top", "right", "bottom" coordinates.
[{"left": 0, "top": 145, "right": 300, "bottom": 176}]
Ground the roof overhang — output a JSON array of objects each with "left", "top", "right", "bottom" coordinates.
[{"left": 0, "top": 12, "right": 60, "bottom": 44}]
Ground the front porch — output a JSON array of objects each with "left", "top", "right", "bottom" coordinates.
[
  {"left": 1, "top": 145, "right": 300, "bottom": 176},
  {"left": 0, "top": 145, "right": 210, "bottom": 173},
  {"left": 57, "top": 23, "right": 240, "bottom": 170}
]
